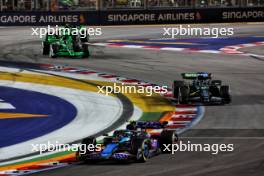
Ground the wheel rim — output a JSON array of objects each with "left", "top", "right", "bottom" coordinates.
[
  {"left": 143, "top": 143, "right": 149, "bottom": 157},
  {"left": 137, "top": 140, "right": 149, "bottom": 161}
]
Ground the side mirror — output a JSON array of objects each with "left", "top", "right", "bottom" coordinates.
[{"left": 103, "top": 133, "right": 109, "bottom": 136}]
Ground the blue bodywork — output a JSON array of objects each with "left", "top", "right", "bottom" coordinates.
[
  {"left": 101, "top": 143, "right": 119, "bottom": 159},
  {"left": 80, "top": 130, "right": 159, "bottom": 161},
  {"left": 100, "top": 137, "right": 130, "bottom": 159}
]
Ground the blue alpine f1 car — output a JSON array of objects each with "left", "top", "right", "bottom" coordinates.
[{"left": 77, "top": 121, "right": 178, "bottom": 163}]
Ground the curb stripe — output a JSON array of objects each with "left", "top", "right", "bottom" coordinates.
[{"left": 88, "top": 41, "right": 264, "bottom": 56}]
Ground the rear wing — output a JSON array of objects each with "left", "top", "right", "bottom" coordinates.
[
  {"left": 181, "top": 72, "right": 211, "bottom": 80},
  {"left": 127, "top": 121, "right": 168, "bottom": 130}
]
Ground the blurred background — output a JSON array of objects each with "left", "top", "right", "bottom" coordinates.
[{"left": 0, "top": 0, "right": 263, "bottom": 12}]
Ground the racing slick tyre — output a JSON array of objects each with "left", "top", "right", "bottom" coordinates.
[
  {"left": 42, "top": 42, "right": 50, "bottom": 55},
  {"left": 80, "top": 35, "right": 89, "bottom": 43},
  {"left": 72, "top": 36, "right": 82, "bottom": 52},
  {"left": 134, "top": 139, "right": 150, "bottom": 163},
  {"left": 131, "top": 138, "right": 151, "bottom": 163},
  {"left": 126, "top": 124, "right": 136, "bottom": 130},
  {"left": 49, "top": 44, "right": 59, "bottom": 58},
  {"left": 159, "top": 130, "right": 178, "bottom": 153},
  {"left": 82, "top": 44, "right": 90, "bottom": 58},
  {"left": 173, "top": 81, "right": 184, "bottom": 99},
  {"left": 179, "top": 86, "right": 189, "bottom": 104},
  {"left": 209, "top": 85, "right": 220, "bottom": 97},
  {"left": 77, "top": 137, "right": 96, "bottom": 162},
  {"left": 220, "top": 85, "right": 231, "bottom": 104}
]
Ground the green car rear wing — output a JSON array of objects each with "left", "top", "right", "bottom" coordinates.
[{"left": 181, "top": 72, "right": 211, "bottom": 79}]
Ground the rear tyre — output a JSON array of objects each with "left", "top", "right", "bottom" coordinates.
[
  {"left": 72, "top": 36, "right": 82, "bottom": 52},
  {"left": 42, "top": 42, "right": 50, "bottom": 55},
  {"left": 209, "top": 85, "right": 220, "bottom": 97},
  {"left": 159, "top": 130, "right": 178, "bottom": 153},
  {"left": 173, "top": 81, "right": 184, "bottom": 99},
  {"left": 220, "top": 85, "right": 231, "bottom": 104}
]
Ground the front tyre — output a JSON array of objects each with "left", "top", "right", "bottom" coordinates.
[
  {"left": 136, "top": 139, "right": 150, "bottom": 163},
  {"left": 159, "top": 130, "right": 178, "bottom": 153},
  {"left": 82, "top": 44, "right": 90, "bottom": 58},
  {"left": 220, "top": 85, "right": 231, "bottom": 104},
  {"left": 80, "top": 35, "right": 89, "bottom": 43},
  {"left": 77, "top": 137, "right": 96, "bottom": 162}
]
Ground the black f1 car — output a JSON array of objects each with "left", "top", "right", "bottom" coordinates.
[
  {"left": 173, "top": 72, "right": 231, "bottom": 104},
  {"left": 77, "top": 121, "right": 178, "bottom": 163}
]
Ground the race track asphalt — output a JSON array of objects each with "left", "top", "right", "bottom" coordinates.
[{"left": 0, "top": 23, "right": 264, "bottom": 176}]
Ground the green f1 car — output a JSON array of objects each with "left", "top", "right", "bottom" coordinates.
[
  {"left": 42, "top": 25, "right": 90, "bottom": 58},
  {"left": 173, "top": 72, "right": 231, "bottom": 104}
]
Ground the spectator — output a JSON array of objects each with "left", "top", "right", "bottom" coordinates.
[{"left": 17, "top": 0, "right": 25, "bottom": 10}]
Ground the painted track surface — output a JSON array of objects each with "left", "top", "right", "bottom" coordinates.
[
  {"left": 0, "top": 23, "right": 264, "bottom": 176},
  {"left": 92, "top": 36, "right": 264, "bottom": 51},
  {"left": 0, "top": 67, "right": 136, "bottom": 163},
  {"left": 0, "top": 86, "right": 77, "bottom": 148}
]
